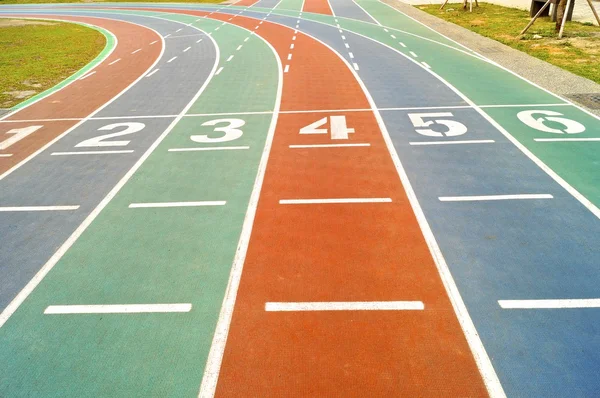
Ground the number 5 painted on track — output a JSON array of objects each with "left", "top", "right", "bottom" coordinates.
[
  {"left": 408, "top": 112, "right": 467, "bottom": 137},
  {"left": 191, "top": 119, "right": 245, "bottom": 143},
  {"left": 517, "top": 110, "right": 585, "bottom": 134},
  {"left": 0, "top": 125, "right": 43, "bottom": 150}
]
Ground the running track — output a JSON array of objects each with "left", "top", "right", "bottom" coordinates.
[{"left": 0, "top": 1, "right": 599, "bottom": 397}]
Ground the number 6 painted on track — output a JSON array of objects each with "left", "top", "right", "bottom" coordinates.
[
  {"left": 191, "top": 119, "right": 245, "bottom": 143},
  {"left": 517, "top": 110, "right": 585, "bottom": 134}
]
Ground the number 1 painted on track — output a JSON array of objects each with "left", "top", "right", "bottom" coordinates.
[
  {"left": 299, "top": 116, "right": 354, "bottom": 140},
  {"left": 0, "top": 126, "right": 43, "bottom": 150}
]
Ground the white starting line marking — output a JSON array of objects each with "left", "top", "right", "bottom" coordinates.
[
  {"left": 499, "top": 299, "right": 600, "bottom": 309},
  {"left": 108, "top": 58, "right": 121, "bottom": 65},
  {"left": 167, "top": 56, "right": 177, "bottom": 63},
  {"left": 184, "top": 46, "right": 191, "bottom": 52},
  {"left": 439, "top": 194, "right": 553, "bottom": 202},
  {"left": 131, "top": 48, "right": 141, "bottom": 54},
  {"left": 265, "top": 301, "right": 425, "bottom": 311},
  {"left": 0, "top": 153, "right": 13, "bottom": 157},
  {"left": 79, "top": 71, "right": 96, "bottom": 80},
  {"left": 410, "top": 139, "right": 495, "bottom": 146},
  {"left": 534, "top": 137, "right": 600, "bottom": 142},
  {"left": 215, "top": 67, "right": 224, "bottom": 75},
  {"left": 0, "top": 205, "right": 79, "bottom": 212},
  {"left": 280, "top": 198, "right": 392, "bottom": 204},
  {"left": 227, "top": 55, "right": 234, "bottom": 62},
  {"left": 409, "top": 51, "right": 418, "bottom": 58},
  {"left": 51, "top": 150, "right": 134, "bottom": 156},
  {"left": 284, "top": 65, "right": 290, "bottom": 73},
  {"left": 168, "top": 146, "right": 249, "bottom": 152},
  {"left": 44, "top": 303, "right": 192, "bottom": 314},
  {"left": 129, "top": 201, "right": 226, "bottom": 208},
  {"left": 146, "top": 69, "right": 159, "bottom": 77},
  {"left": 289, "top": 143, "right": 370, "bottom": 148}
]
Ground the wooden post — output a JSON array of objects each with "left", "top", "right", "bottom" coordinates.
[
  {"left": 558, "top": 0, "right": 573, "bottom": 38},
  {"left": 521, "top": 0, "right": 553, "bottom": 34},
  {"left": 439, "top": 0, "right": 450, "bottom": 10},
  {"left": 585, "top": 0, "right": 600, "bottom": 25}
]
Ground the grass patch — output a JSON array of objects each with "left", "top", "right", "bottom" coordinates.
[
  {"left": 418, "top": 3, "right": 600, "bottom": 84},
  {"left": 0, "top": 19, "right": 106, "bottom": 108},
  {"left": 0, "top": 0, "right": 223, "bottom": 3}
]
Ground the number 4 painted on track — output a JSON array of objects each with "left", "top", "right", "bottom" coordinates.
[
  {"left": 299, "top": 116, "right": 355, "bottom": 140},
  {"left": 0, "top": 125, "right": 43, "bottom": 150}
]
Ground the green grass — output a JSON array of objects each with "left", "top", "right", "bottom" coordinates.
[
  {"left": 0, "top": 20, "right": 106, "bottom": 108},
  {"left": 418, "top": 3, "right": 600, "bottom": 84},
  {"left": 0, "top": 0, "right": 223, "bottom": 3}
]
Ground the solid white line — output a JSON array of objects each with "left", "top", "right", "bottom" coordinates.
[
  {"left": 131, "top": 48, "right": 141, "bottom": 54},
  {"left": 51, "top": 150, "right": 134, "bottom": 155},
  {"left": 0, "top": 23, "right": 218, "bottom": 330},
  {"left": 409, "top": 51, "right": 418, "bottom": 57},
  {"left": 534, "top": 137, "right": 600, "bottom": 142},
  {"left": 0, "top": 206, "right": 79, "bottom": 212},
  {"left": 44, "top": 303, "right": 192, "bottom": 314},
  {"left": 439, "top": 194, "right": 553, "bottom": 202},
  {"left": 184, "top": 46, "right": 191, "bottom": 52},
  {"left": 199, "top": 28, "right": 283, "bottom": 398},
  {"left": 353, "top": 63, "right": 359, "bottom": 70},
  {"left": 284, "top": 65, "right": 290, "bottom": 73},
  {"left": 168, "top": 146, "right": 249, "bottom": 152},
  {"left": 146, "top": 69, "right": 159, "bottom": 77},
  {"left": 499, "top": 299, "right": 600, "bottom": 309},
  {"left": 215, "top": 66, "right": 224, "bottom": 75},
  {"left": 0, "top": 154, "right": 13, "bottom": 157},
  {"left": 129, "top": 201, "right": 226, "bottom": 208},
  {"left": 108, "top": 58, "right": 121, "bottom": 65},
  {"left": 226, "top": 55, "right": 234, "bottom": 62},
  {"left": 410, "top": 139, "right": 495, "bottom": 146},
  {"left": 265, "top": 301, "right": 424, "bottom": 311},
  {"left": 289, "top": 143, "right": 370, "bottom": 148},
  {"left": 79, "top": 71, "right": 96, "bottom": 80},
  {"left": 280, "top": 198, "right": 392, "bottom": 204},
  {"left": 167, "top": 56, "right": 177, "bottom": 63}
]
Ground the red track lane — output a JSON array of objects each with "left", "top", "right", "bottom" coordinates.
[
  {"left": 0, "top": 15, "right": 161, "bottom": 173},
  {"left": 302, "top": 0, "right": 334, "bottom": 15},
  {"left": 234, "top": 0, "right": 260, "bottom": 6}
]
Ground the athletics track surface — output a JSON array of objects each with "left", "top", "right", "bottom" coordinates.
[{"left": 0, "top": 1, "right": 599, "bottom": 396}]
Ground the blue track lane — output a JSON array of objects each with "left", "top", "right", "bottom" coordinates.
[{"left": 329, "top": 0, "right": 379, "bottom": 23}]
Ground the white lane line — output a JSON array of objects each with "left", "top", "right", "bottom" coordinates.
[
  {"left": 146, "top": 69, "right": 159, "bottom": 78},
  {"left": 131, "top": 48, "right": 141, "bottom": 54},
  {"left": 384, "top": 28, "right": 389, "bottom": 32},
  {"left": 0, "top": 206, "right": 79, "bottom": 212},
  {"left": 244, "top": 37, "right": 250, "bottom": 42},
  {"left": 422, "top": 62, "right": 431, "bottom": 69},
  {"left": 499, "top": 299, "right": 600, "bottom": 309},
  {"left": 236, "top": 45, "right": 242, "bottom": 51},
  {"left": 108, "top": 58, "right": 121, "bottom": 65},
  {"left": 289, "top": 143, "right": 370, "bottom": 148},
  {"left": 215, "top": 27, "right": 220, "bottom": 31},
  {"left": 338, "top": 29, "right": 343, "bottom": 33},
  {"left": 409, "top": 51, "right": 418, "bottom": 57},
  {"left": 167, "top": 56, "right": 177, "bottom": 63},
  {"left": 265, "top": 301, "right": 424, "bottom": 311},
  {"left": 44, "top": 304, "right": 192, "bottom": 314},
  {"left": 399, "top": 42, "right": 407, "bottom": 47},
  {"left": 0, "top": 154, "right": 13, "bottom": 157},
  {"left": 353, "top": 63, "right": 360, "bottom": 70},
  {"left": 294, "top": 29, "right": 298, "bottom": 34},
  {"left": 345, "top": 43, "right": 350, "bottom": 49},
  {"left": 164, "top": 33, "right": 171, "bottom": 38},
  {"left": 78, "top": 71, "right": 96, "bottom": 80},
  {"left": 184, "top": 46, "right": 191, "bottom": 52},
  {"left": 51, "top": 150, "right": 134, "bottom": 156},
  {"left": 227, "top": 55, "right": 234, "bottom": 62},
  {"left": 349, "top": 52, "right": 354, "bottom": 58},
  {"left": 280, "top": 198, "right": 392, "bottom": 204},
  {"left": 197, "top": 38, "right": 203, "bottom": 43},
  {"left": 176, "top": 28, "right": 182, "bottom": 32},
  {"left": 255, "top": 25, "right": 259, "bottom": 29},
  {"left": 129, "top": 201, "right": 226, "bottom": 208},
  {"left": 150, "top": 40, "right": 158, "bottom": 45},
  {"left": 342, "top": 35, "right": 346, "bottom": 40},
  {"left": 390, "top": 34, "right": 396, "bottom": 39},
  {"left": 259, "top": 21, "right": 264, "bottom": 24},
  {"left": 215, "top": 67, "right": 224, "bottom": 75},
  {"left": 479, "top": 103, "right": 569, "bottom": 108},
  {"left": 287, "top": 53, "right": 292, "bottom": 60},
  {"left": 410, "top": 139, "right": 495, "bottom": 146},
  {"left": 168, "top": 146, "right": 249, "bottom": 152},
  {"left": 534, "top": 137, "right": 600, "bottom": 142},
  {"left": 290, "top": 43, "right": 294, "bottom": 49},
  {"left": 292, "top": 35, "right": 296, "bottom": 40},
  {"left": 439, "top": 194, "right": 553, "bottom": 202},
  {"left": 284, "top": 65, "right": 290, "bottom": 73}
]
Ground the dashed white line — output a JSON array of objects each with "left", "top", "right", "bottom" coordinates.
[
  {"left": 150, "top": 40, "right": 158, "bottom": 45},
  {"left": 78, "top": 71, "right": 96, "bottom": 80},
  {"left": 184, "top": 46, "right": 191, "bottom": 52},
  {"left": 499, "top": 299, "right": 600, "bottom": 309},
  {"left": 236, "top": 45, "right": 243, "bottom": 51},
  {"left": 44, "top": 304, "right": 192, "bottom": 314},
  {"left": 292, "top": 35, "right": 296, "bottom": 40},
  {"left": 439, "top": 194, "right": 553, "bottom": 202},
  {"left": 176, "top": 28, "right": 182, "bottom": 33},
  {"left": 255, "top": 25, "right": 259, "bottom": 29},
  {"left": 167, "top": 56, "right": 177, "bottom": 63},
  {"left": 390, "top": 34, "right": 396, "bottom": 39},
  {"left": 410, "top": 139, "right": 495, "bottom": 146},
  {"left": 384, "top": 28, "right": 389, "bottom": 32},
  {"left": 341, "top": 35, "right": 346, "bottom": 40},
  {"left": 0, "top": 206, "right": 80, "bottom": 212},
  {"left": 131, "top": 48, "right": 141, "bottom": 54},
  {"left": 164, "top": 33, "right": 171, "bottom": 38},
  {"left": 265, "top": 301, "right": 424, "bottom": 311},
  {"left": 227, "top": 55, "right": 234, "bottom": 62},
  {"left": 108, "top": 58, "right": 121, "bottom": 65},
  {"left": 422, "top": 62, "right": 431, "bottom": 68},
  {"left": 284, "top": 65, "right": 290, "bottom": 73},
  {"left": 290, "top": 43, "right": 294, "bottom": 49},
  {"left": 129, "top": 201, "right": 226, "bottom": 208},
  {"left": 51, "top": 150, "right": 134, "bottom": 155},
  {"left": 399, "top": 42, "right": 407, "bottom": 48},
  {"left": 289, "top": 143, "right": 370, "bottom": 148},
  {"left": 345, "top": 43, "right": 350, "bottom": 48},
  {"left": 197, "top": 38, "right": 203, "bottom": 43},
  {"left": 146, "top": 69, "right": 159, "bottom": 77},
  {"left": 353, "top": 63, "right": 360, "bottom": 70},
  {"left": 409, "top": 51, "right": 418, "bottom": 57},
  {"left": 215, "top": 27, "right": 220, "bottom": 31},
  {"left": 287, "top": 53, "right": 292, "bottom": 60},
  {"left": 349, "top": 52, "right": 354, "bottom": 59},
  {"left": 215, "top": 67, "right": 224, "bottom": 75},
  {"left": 244, "top": 37, "right": 250, "bottom": 42},
  {"left": 280, "top": 198, "right": 392, "bottom": 204},
  {"left": 168, "top": 146, "right": 249, "bottom": 152}
]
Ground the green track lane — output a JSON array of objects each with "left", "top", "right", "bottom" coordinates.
[
  {"left": 0, "top": 11, "right": 278, "bottom": 397},
  {"left": 275, "top": 0, "right": 304, "bottom": 12}
]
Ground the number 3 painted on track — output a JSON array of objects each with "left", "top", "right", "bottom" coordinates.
[
  {"left": 191, "top": 119, "right": 245, "bottom": 143},
  {"left": 517, "top": 110, "right": 585, "bottom": 134}
]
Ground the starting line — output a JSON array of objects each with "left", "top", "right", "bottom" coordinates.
[
  {"left": 265, "top": 301, "right": 425, "bottom": 311},
  {"left": 44, "top": 304, "right": 192, "bottom": 314}
]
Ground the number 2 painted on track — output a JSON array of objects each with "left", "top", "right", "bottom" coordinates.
[
  {"left": 408, "top": 112, "right": 467, "bottom": 137},
  {"left": 191, "top": 119, "right": 245, "bottom": 143},
  {"left": 76, "top": 122, "right": 145, "bottom": 147}
]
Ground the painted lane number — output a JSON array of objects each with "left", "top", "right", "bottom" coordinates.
[
  {"left": 408, "top": 112, "right": 467, "bottom": 137},
  {"left": 0, "top": 125, "right": 43, "bottom": 150},
  {"left": 517, "top": 110, "right": 585, "bottom": 134},
  {"left": 191, "top": 118, "right": 245, "bottom": 143},
  {"left": 300, "top": 116, "right": 355, "bottom": 139},
  {"left": 76, "top": 122, "right": 145, "bottom": 147}
]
